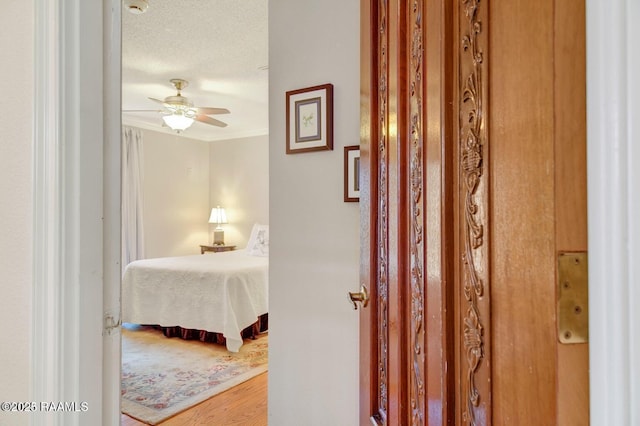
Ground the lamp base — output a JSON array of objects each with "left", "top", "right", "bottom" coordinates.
[{"left": 213, "top": 229, "right": 225, "bottom": 245}]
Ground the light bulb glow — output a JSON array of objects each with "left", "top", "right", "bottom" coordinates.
[{"left": 162, "top": 113, "right": 194, "bottom": 131}]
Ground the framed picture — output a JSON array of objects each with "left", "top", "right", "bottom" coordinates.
[
  {"left": 344, "top": 145, "right": 360, "bottom": 202},
  {"left": 286, "top": 84, "right": 333, "bottom": 154}
]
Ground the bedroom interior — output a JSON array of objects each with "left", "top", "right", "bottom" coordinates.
[
  {"left": 120, "top": 1, "right": 270, "bottom": 424},
  {"left": 121, "top": 0, "right": 269, "bottom": 258}
]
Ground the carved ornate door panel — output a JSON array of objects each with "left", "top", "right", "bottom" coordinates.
[
  {"left": 359, "top": 0, "right": 588, "bottom": 425},
  {"left": 359, "top": 0, "right": 454, "bottom": 424}
]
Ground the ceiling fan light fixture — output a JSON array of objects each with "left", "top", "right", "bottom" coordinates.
[
  {"left": 124, "top": 0, "right": 149, "bottom": 14},
  {"left": 162, "top": 114, "right": 194, "bottom": 132},
  {"left": 124, "top": 79, "right": 230, "bottom": 131}
]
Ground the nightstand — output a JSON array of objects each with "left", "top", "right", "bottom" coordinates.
[{"left": 200, "top": 244, "right": 236, "bottom": 254}]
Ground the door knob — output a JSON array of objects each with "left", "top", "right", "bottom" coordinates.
[{"left": 348, "top": 284, "right": 369, "bottom": 310}]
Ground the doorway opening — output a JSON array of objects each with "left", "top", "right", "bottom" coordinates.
[{"left": 120, "top": 1, "right": 269, "bottom": 424}]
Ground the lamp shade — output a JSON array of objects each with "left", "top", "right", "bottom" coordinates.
[
  {"left": 208, "top": 206, "right": 228, "bottom": 225},
  {"left": 162, "top": 113, "right": 194, "bottom": 131}
]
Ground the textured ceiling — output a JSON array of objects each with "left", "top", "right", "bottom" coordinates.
[{"left": 121, "top": 0, "right": 268, "bottom": 141}]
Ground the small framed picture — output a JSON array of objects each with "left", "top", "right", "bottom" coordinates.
[
  {"left": 286, "top": 84, "right": 333, "bottom": 154},
  {"left": 344, "top": 145, "right": 360, "bottom": 202}
]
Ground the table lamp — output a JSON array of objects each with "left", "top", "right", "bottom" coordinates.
[{"left": 208, "top": 206, "right": 228, "bottom": 245}]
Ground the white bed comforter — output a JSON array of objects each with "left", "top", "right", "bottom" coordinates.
[{"left": 121, "top": 249, "right": 268, "bottom": 352}]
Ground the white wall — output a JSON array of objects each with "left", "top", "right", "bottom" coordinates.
[
  {"left": 209, "top": 135, "right": 269, "bottom": 247},
  {"left": 137, "top": 129, "right": 269, "bottom": 258},
  {"left": 269, "top": 1, "right": 360, "bottom": 424},
  {"left": 0, "top": 1, "right": 33, "bottom": 425},
  {"left": 141, "top": 129, "right": 210, "bottom": 258}
]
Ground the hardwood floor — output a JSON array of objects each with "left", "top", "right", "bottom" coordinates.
[{"left": 121, "top": 372, "right": 268, "bottom": 426}]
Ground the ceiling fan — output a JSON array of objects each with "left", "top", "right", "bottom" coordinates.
[{"left": 124, "top": 78, "right": 230, "bottom": 132}]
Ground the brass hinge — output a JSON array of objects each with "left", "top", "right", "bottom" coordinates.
[{"left": 557, "top": 252, "right": 588, "bottom": 344}]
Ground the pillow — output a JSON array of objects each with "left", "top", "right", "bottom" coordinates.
[{"left": 246, "top": 223, "right": 269, "bottom": 257}]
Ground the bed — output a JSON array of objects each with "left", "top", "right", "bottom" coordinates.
[{"left": 121, "top": 224, "right": 269, "bottom": 352}]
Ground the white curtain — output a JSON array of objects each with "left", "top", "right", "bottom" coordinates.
[{"left": 121, "top": 127, "right": 145, "bottom": 273}]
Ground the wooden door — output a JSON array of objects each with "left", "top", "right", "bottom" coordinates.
[{"left": 358, "top": 0, "right": 588, "bottom": 424}]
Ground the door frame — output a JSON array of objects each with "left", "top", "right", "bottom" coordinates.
[
  {"left": 586, "top": 1, "right": 640, "bottom": 424},
  {"left": 30, "top": 0, "right": 638, "bottom": 424},
  {"left": 31, "top": 0, "right": 121, "bottom": 424}
]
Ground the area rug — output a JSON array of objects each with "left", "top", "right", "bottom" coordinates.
[{"left": 121, "top": 324, "right": 268, "bottom": 425}]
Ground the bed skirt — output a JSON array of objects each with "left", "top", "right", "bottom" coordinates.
[{"left": 154, "top": 313, "right": 268, "bottom": 346}]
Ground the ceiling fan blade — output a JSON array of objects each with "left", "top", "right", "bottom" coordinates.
[
  {"left": 148, "top": 97, "right": 167, "bottom": 105},
  {"left": 122, "top": 109, "right": 163, "bottom": 113},
  {"left": 195, "top": 107, "right": 230, "bottom": 115},
  {"left": 195, "top": 114, "right": 228, "bottom": 127}
]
